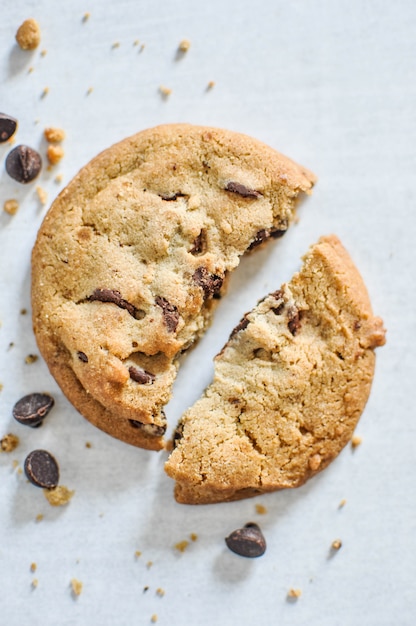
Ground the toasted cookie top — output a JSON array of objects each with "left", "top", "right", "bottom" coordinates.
[
  {"left": 165, "top": 235, "right": 386, "bottom": 502},
  {"left": 31, "top": 124, "right": 315, "bottom": 450}
]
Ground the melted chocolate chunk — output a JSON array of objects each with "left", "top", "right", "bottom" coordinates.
[
  {"left": 77, "top": 351, "right": 88, "bottom": 363},
  {"left": 13, "top": 393, "right": 55, "bottom": 428},
  {"left": 248, "top": 229, "right": 270, "bottom": 250},
  {"left": 190, "top": 230, "right": 207, "bottom": 256},
  {"left": 24, "top": 449, "right": 59, "bottom": 489},
  {"left": 128, "top": 420, "right": 166, "bottom": 437},
  {"left": 193, "top": 267, "right": 223, "bottom": 299},
  {"left": 224, "top": 181, "right": 262, "bottom": 199},
  {"left": 172, "top": 421, "right": 184, "bottom": 448},
  {"left": 155, "top": 296, "right": 179, "bottom": 332},
  {"left": 159, "top": 192, "right": 187, "bottom": 201},
  {"left": 87, "top": 289, "right": 145, "bottom": 320},
  {"left": 0, "top": 113, "right": 18, "bottom": 143},
  {"left": 229, "top": 315, "right": 249, "bottom": 340},
  {"left": 270, "top": 219, "right": 288, "bottom": 238},
  {"left": 6, "top": 145, "right": 42, "bottom": 183},
  {"left": 128, "top": 366, "right": 155, "bottom": 384},
  {"left": 287, "top": 306, "right": 302, "bottom": 335},
  {"left": 225, "top": 523, "right": 266, "bottom": 558}
]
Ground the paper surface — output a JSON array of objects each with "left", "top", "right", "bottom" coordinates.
[{"left": 1, "top": 1, "right": 415, "bottom": 624}]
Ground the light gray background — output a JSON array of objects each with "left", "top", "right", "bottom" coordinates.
[{"left": 1, "top": 1, "right": 415, "bottom": 624}]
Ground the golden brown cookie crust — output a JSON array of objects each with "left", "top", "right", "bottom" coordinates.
[
  {"left": 31, "top": 124, "right": 315, "bottom": 450},
  {"left": 165, "top": 235, "right": 386, "bottom": 502}
]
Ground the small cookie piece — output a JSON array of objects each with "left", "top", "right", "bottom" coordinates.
[
  {"left": 16, "top": 18, "right": 41, "bottom": 50},
  {"left": 165, "top": 235, "right": 386, "bottom": 503},
  {"left": 32, "top": 124, "right": 315, "bottom": 450}
]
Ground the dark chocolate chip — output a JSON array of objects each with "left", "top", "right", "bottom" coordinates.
[
  {"left": 12, "top": 392, "right": 55, "bottom": 428},
  {"left": 287, "top": 306, "right": 302, "bottom": 336},
  {"left": 248, "top": 229, "right": 270, "bottom": 250},
  {"left": 224, "top": 181, "right": 262, "bottom": 199},
  {"left": 193, "top": 267, "right": 223, "bottom": 299},
  {"left": 270, "top": 219, "right": 288, "bottom": 238},
  {"left": 24, "top": 449, "right": 59, "bottom": 489},
  {"left": 128, "top": 366, "right": 155, "bottom": 384},
  {"left": 229, "top": 315, "right": 249, "bottom": 340},
  {"left": 225, "top": 522, "right": 266, "bottom": 558},
  {"left": 270, "top": 289, "right": 285, "bottom": 315},
  {"left": 87, "top": 288, "right": 145, "bottom": 320},
  {"left": 128, "top": 420, "right": 166, "bottom": 437},
  {"left": 5, "top": 145, "right": 42, "bottom": 183},
  {"left": 77, "top": 351, "right": 88, "bottom": 362},
  {"left": 159, "top": 192, "right": 187, "bottom": 201},
  {"left": 172, "top": 421, "right": 184, "bottom": 448},
  {"left": 0, "top": 113, "right": 18, "bottom": 143},
  {"left": 190, "top": 230, "right": 207, "bottom": 256},
  {"left": 155, "top": 296, "right": 179, "bottom": 332}
]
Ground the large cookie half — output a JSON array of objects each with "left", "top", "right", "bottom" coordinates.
[
  {"left": 165, "top": 235, "right": 386, "bottom": 502},
  {"left": 31, "top": 124, "right": 315, "bottom": 450}
]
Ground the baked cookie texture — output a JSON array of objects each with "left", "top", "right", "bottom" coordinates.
[
  {"left": 165, "top": 235, "right": 386, "bottom": 503},
  {"left": 31, "top": 124, "right": 315, "bottom": 450}
]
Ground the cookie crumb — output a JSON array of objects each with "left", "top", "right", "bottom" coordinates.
[
  {"left": 36, "top": 186, "right": 48, "bottom": 205},
  {"left": 255, "top": 504, "right": 267, "bottom": 515},
  {"left": 174, "top": 540, "right": 189, "bottom": 553},
  {"left": 190, "top": 533, "right": 198, "bottom": 542},
  {"left": 82, "top": 12, "right": 90, "bottom": 23},
  {"left": 43, "top": 485, "right": 75, "bottom": 506},
  {"left": 16, "top": 18, "right": 41, "bottom": 50},
  {"left": 30, "top": 562, "right": 37, "bottom": 572},
  {"left": 178, "top": 39, "right": 191, "bottom": 53},
  {"left": 134, "top": 550, "right": 142, "bottom": 558},
  {"left": 206, "top": 80, "right": 216, "bottom": 90},
  {"left": 40, "top": 87, "right": 49, "bottom": 99},
  {"left": 35, "top": 513, "right": 44, "bottom": 522},
  {"left": 85, "top": 441, "right": 92, "bottom": 449},
  {"left": 156, "top": 588, "right": 165, "bottom": 597},
  {"left": 159, "top": 85, "right": 172, "bottom": 99},
  {"left": 112, "top": 42, "right": 120, "bottom": 49},
  {"left": 351, "top": 435, "right": 362, "bottom": 449},
  {"left": 40, "top": 49, "right": 47, "bottom": 57},
  {"left": 44, "top": 127, "right": 65, "bottom": 143},
  {"left": 308, "top": 453, "right": 321, "bottom": 471},
  {"left": 287, "top": 588, "right": 302, "bottom": 600},
  {"left": 47, "top": 144, "right": 64, "bottom": 166},
  {"left": 150, "top": 615, "right": 158, "bottom": 624},
  {"left": 28, "top": 66, "right": 34, "bottom": 74},
  {"left": 133, "top": 39, "right": 140, "bottom": 46},
  {"left": 54, "top": 173, "right": 64, "bottom": 184},
  {"left": 25, "top": 354, "right": 38, "bottom": 364},
  {"left": 143, "top": 586, "right": 149, "bottom": 593},
  {"left": 20, "top": 308, "right": 27, "bottom": 315},
  {"left": 146, "top": 560, "right": 153, "bottom": 569},
  {"left": 31, "top": 578, "right": 39, "bottom": 589},
  {"left": 70, "top": 578, "right": 83, "bottom": 596},
  {"left": 86, "top": 87, "right": 94, "bottom": 96},
  {"left": 3, "top": 199, "right": 19, "bottom": 215},
  {"left": 331, "top": 539, "right": 342, "bottom": 551},
  {"left": 338, "top": 498, "right": 347, "bottom": 509},
  {"left": 1, "top": 433, "right": 19, "bottom": 453}
]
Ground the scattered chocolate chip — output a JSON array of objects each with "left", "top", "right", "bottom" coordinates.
[
  {"left": 5, "top": 145, "right": 42, "bottom": 183},
  {"left": 229, "top": 315, "right": 249, "bottom": 340},
  {"left": 77, "top": 351, "right": 88, "bottom": 362},
  {"left": 128, "top": 420, "right": 166, "bottom": 437},
  {"left": 224, "top": 181, "right": 262, "bottom": 199},
  {"left": 24, "top": 450, "right": 59, "bottom": 489},
  {"left": 12, "top": 393, "right": 55, "bottom": 428},
  {"left": 193, "top": 267, "right": 223, "bottom": 299},
  {"left": 190, "top": 230, "right": 207, "bottom": 255},
  {"left": 271, "top": 290, "right": 285, "bottom": 315},
  {"left": 128, "top": 366, "right": 155, "bottom": 384},
  {"left": 155, "top": 296, "right": 179, "bottom": 332},
  {"left": 87, "top": 288, "right": 145, "bottom": 320},
  {"left": 287, "top": 306, "right": 302, "bottom": 336},
  {"left": 0, "top": 113, "right": 18, "bottom": 143},
  {"left": 353, "top": 320, "right": 361, "bottom": 330},
  {"left": 225, "top": 522, "right": 266, "bottom": 558}
]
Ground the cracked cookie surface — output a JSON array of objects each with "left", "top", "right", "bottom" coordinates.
[
  {"left": 31, "top": 124, "right": 315, "bottom": 450},
  {"left": 165, "top": 235, "right": 386, "bottom": 502}
]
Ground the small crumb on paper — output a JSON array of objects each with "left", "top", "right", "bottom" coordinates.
[
  {"left": 3, "top": 199, "right": 19, "bottom": 215},
  {"left": 255, "top": 503, "right": 267, "bottom": 515},
  {"left": 351, "top": 435, "right": 362, "bottom": 449},
  {"left": 44, "top": 485, "right": 75, "bottom": 506},
  {"left": 174, "top": 540, "right": 189, "bottom": 553},
  {"left": 1, "top": 433, "right": 19, "bottom": 453},
  {"left": 16, "top": 18, "right": 41, "bottom": 50},
  {"left": 178, "top": 39, "right": 191, "bottom": 53},
  {"left": 70, "top": 578, "right": 83, "bottom": 596},
  {"left": 287, "top": 588, "right": 302, "bottom": 600}
]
